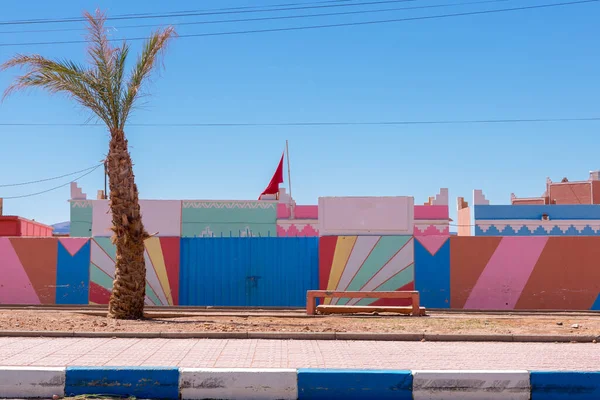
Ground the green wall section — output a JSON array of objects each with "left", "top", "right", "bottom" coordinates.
[
  {"left": 181, "top": 201, "right": 277, "bottom": 237},
  {"left": 355, "top": 264, "right": 415, "bottom": 305},
  {"left": 70, "top": 202, "right": 92, "bottom": 237}
]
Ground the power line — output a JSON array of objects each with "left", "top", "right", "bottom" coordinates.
[
  {"left": 1, "top": 164, "right": 103, "bottom": 199},
  {"left": 0, "top": 163, "right": 103, "bottom": 187},
  {"left": 0, "top": 0, "right": 416, "bottom": 26},
  {"left": 1, "top": 0, "right": 362, "bottom": 27},
  {"left": 4, "top": 0, "right": 359, "bottom": 26},
  {"left": 0, "top": 0, "right": 596, "bottom": 47},
  {"left": 0, "top": 0, "right": 511, "bottom": 35},
  {"left": 1, "top": 117, "right": 599, "bottom": 127}
]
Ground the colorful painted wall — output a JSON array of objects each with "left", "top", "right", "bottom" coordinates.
[
  {"left": 450, "top": 236, "right": 600, "bottom": 310},
  {"left": 0, "top": 237, "right": 88, "bottom": 305},
  {"left": 319, "top": 236, "right": 415, "bottom": 306},
  {"left": 317, "top": 235, "right": 600, "bottom": 311},
  {"left": 90, "top": 237, "right": 179, "bottom": 305},
  {"left": 1, "top": 236, "right": 599, "bottom": 310},
  {"left": 475, "top": 204, "right": 600, "bottom": 236},
  {"left": 470, "top": 187, "right": 600, "bottom": 236},
  {"left": 70, "top": 184, "right": 315, "bottom": 238},
  {"left": 0, "top": 237, "right": 179, "bottom": 306},
  {"left": 70, "top": 184, "right": 453, "bottom": 239}
]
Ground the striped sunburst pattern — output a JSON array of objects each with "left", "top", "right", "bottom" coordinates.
[
  {"left": 89, "top": 237, "right": 180, "bottom": 306},
  {"left": 319, "top": 236, "right": 415, "bottom": 306}
]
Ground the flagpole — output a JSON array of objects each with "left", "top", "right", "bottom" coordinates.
[{"left": 285, "top": 140, "right": 294, "bottom": 217}]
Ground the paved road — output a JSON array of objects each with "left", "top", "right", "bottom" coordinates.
[{"left": 0, "top": 337, "right": 597, "bottom": 370}]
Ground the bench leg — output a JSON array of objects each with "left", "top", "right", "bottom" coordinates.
[
  {"left": 412, "top": 294, "right": 420, "bottom": 316},
  {"left": 306, "top": 293, "right": 316, "bottom": 316}
]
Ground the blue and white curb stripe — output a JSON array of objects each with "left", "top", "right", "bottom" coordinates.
[
  {"left": 0, "top": 367, "right": 65, "bottom": 398},
  {"left": 412, "top": 370, "right": 530, "bottom": 400},
  {"left": 65, "top": 366, "right": 180, "bottom": 399},
  {"left": 0, "top": 367, "right": 599, "bottom": 399},
  {"left": 298, "top": 369, "right": 413, "bottom": 399},
  {"left": 530, "top": 371, "right": 600, "bottom": 400},
  {"left": 180, "top": 368, "right": 298, "bottom": 400}
]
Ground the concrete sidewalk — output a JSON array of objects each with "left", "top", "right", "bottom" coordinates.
[{"left": 0, "top": 337, "right": 597, "bottom": 370}]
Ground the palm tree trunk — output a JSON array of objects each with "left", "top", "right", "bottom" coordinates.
[{"left": 106, "top": 129, "right": 147, "bottom": 319}]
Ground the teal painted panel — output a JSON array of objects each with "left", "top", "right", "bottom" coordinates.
[
  {"left": 355, "top": 265, "right": 415, "bottom": 305},
  {"left": 70, "top": 201, "right": 92, "bottom": 237},
  {"left": 181, "top": 201, "right": 277, "bottom": 237},
  {"left": 345, "top": 236, "right": 411, "bottom": 292}
]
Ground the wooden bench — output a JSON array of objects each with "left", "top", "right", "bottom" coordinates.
[{"left": 306, "top": 290, "right": 423, "bottom": 316}]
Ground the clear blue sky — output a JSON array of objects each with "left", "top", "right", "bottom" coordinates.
[{"left": 0, "top": 0, "right": 599, "bottom": 226}]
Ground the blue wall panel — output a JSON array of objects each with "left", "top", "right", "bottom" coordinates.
[
  {"left": 298, "top": 369, "right": 413, "bottom": 400},
  {"left": 531, "top": 371, "right": 600, "bottom": 399},
  {"left": 179, "top": 237, "right": 319, "bottom": 307},
  {"left": 56, "top": 240, "right": 90, "bottom": 305},
  {"left": 414, "top": 238, "right": 450, "bottom": 308},
  {"left": 591, "top": 294, "right": 600, "bottom": 311},
  {"left": 475, "top": 205, "right": 600, "bottom": 220}
]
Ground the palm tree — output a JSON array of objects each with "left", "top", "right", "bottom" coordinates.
[{"left": 1, "top": 10, "right": 176, "bottom": 319}]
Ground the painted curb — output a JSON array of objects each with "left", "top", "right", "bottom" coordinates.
[
  {"left": 0, "top": 330, "right": 597, "bottom": 342},
  {"left": 0, "top": 368, "right": 600, "bottom": 399},
  {"left": 412, "top": 370, "right": 530, "bottom": 400},
  {"left": 0, "top": 366, "right": 65, "bottom": 398},
  {"left": 65, "top": 366, "right": 180, "bottom": 399},
  {"left": 530, "top": 371, "right": 600, "bottom": 399},
  {"left": 297, "top": 369, "right": 413, "bottom": 400},
  {"left": 180, "top": 368, "right": 297, "bottom": 400}
]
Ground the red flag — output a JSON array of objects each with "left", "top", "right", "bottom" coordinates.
[{"left": 260, "top": 152, "right": 284, "bottom": 199}]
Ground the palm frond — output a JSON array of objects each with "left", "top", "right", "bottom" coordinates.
[
  {"left": 84, "top": 9, "right": 120, "bottom": 127},
  {"left": 2, "top": 10, "right": 176, "bottom": 131},
  {"left": 1, "top": 55, "right": 112, "bottom": 125},
  {"left": 120, "top": 26, "right": 177, "bottom": 129},
  {"left": 113, "top": 42, "right": 130, "bottom": 115}
]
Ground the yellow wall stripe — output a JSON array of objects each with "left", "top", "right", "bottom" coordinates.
[{"left": 325, "top": 236, "right": 357, "bottom": 305}]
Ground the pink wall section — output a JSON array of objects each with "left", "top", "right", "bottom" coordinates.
[
  {"left": 414, "top": 205, "right": 449, "bottom": 220},
  {"left": 0, "top": 238, "right": 41, "bottom": 304},
  {"left": 463, "top": 237, "right": 549, "bottom": 309},
  {"left": 92, "top": 200, "right": 182, "bottom": 237},
  {"left": 318, "top": 196, "right": 414, "bottom": 236},
  {"left": 277, "top": 204, "right": 318, "bottom": 219}
]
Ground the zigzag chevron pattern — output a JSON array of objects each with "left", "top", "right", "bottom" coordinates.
[
  {"left": 276, "top": 222, "right": 319, "bottom": 237},
  {"left": 182, "top": 201, "right": 276, "bottom": 209},
  {"left": 70, "top": 201, "right": 93, "bottom": 208},
  {"left": 476, "top": 223, "right": 600, "bottom": 236},
  {"left": 319, "top": 236, "right": 414, "bottom": 306},
  {"left": 413, "top": 224, "right": 450, "bottom": 236}
]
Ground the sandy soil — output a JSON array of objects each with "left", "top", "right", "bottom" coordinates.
[{"left": 0, "top": 310, "right": 599, "bottom": 335}]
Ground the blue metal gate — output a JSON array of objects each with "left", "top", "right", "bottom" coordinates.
[{"left": 179, "top": 237, "right": 319, "bottom": 307}]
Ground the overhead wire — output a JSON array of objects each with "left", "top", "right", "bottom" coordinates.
[
  {"left": 0, "top": 0, "right": 512, "bottom": 35},
  {"left": 0, "top": 0, "right": 418, "bottom": 26},
  {"left": 0, "top": 164, "right": 103, "bottom": 199},
  {"left": 0, "top": 0, "right": 364, "bottom": 26},
  {"left": 1, "top": 117, "right": 599, "bottom": 127},
  {"left": 0, "top": 0, "right": 596, "bottom": 47},
  {"left": 0, "top": 163, "right": 103, "bottom": 187}
]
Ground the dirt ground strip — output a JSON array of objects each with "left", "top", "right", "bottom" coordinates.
[{"left": 0, "top": 309, "right": 599, "bottom": 335}]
